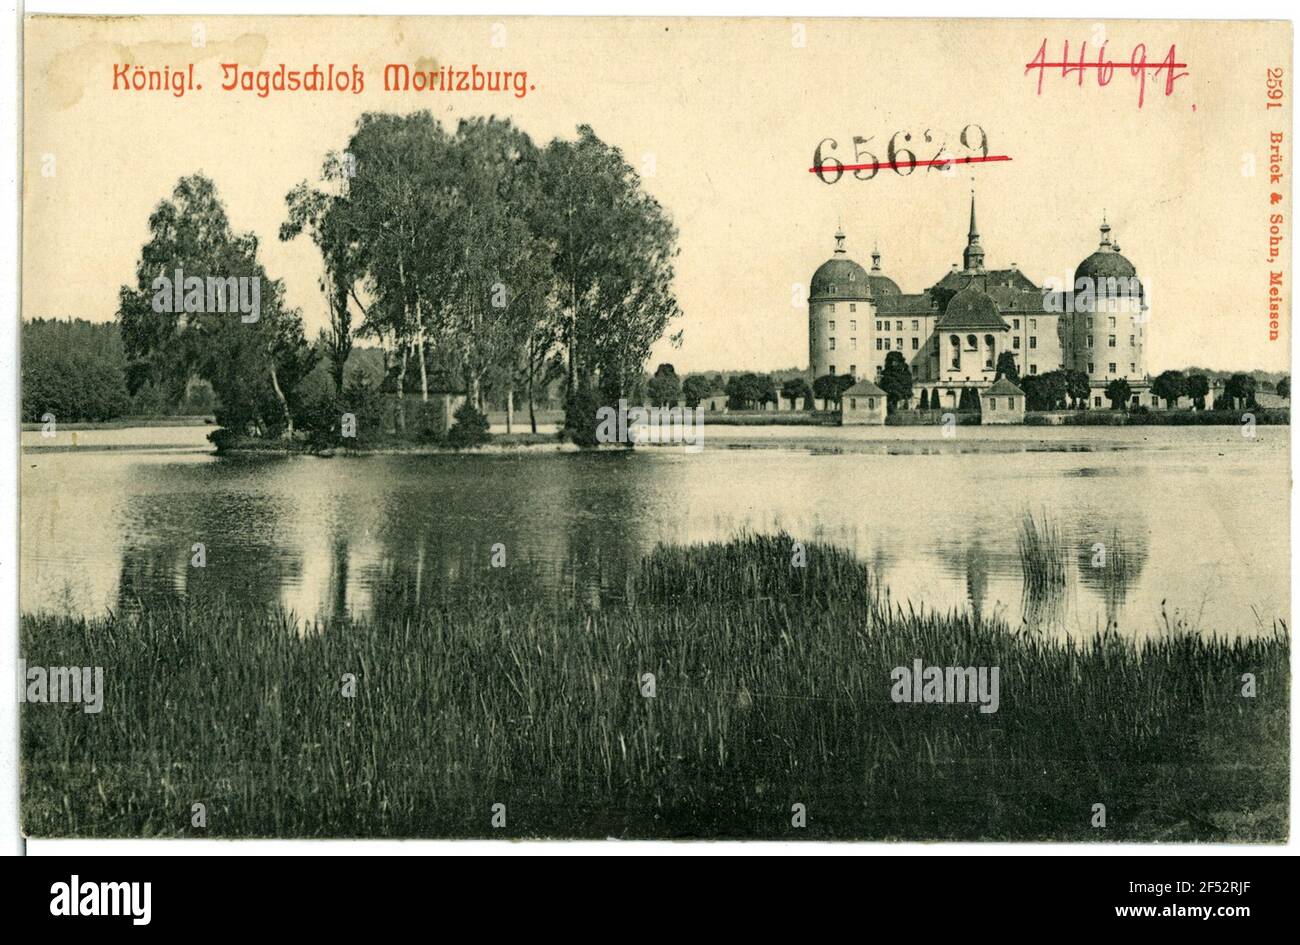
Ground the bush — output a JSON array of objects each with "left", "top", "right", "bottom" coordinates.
[
  {"left": 446, "top": 402, "right": 491, "bottom": 449},
  {"left": 562, "top": 380, "right": 603, "bottom": 448}
]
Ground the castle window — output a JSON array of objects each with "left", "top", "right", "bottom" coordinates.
[
  {"left": 1086, "top": 336, "right": 1093, "bottom": 348},
  {"left": 830, "top": 338, "right": 836, "bottom": 350},
  {"left": 1109, "top": 362, "right": 1117, "bottom": 374},
  {"left": 1130, "top": 363, "right": 1136, "bottom": 372},
  {"left": 1013, "top": 337, "right": 1021, "bottom": 349},
  {"left": 868, "top": 398, "right": 876, "bottom": 409},
  {"left": 1088, "top": 362, "right": 1095, "bottom": 373},
  {"left": 966, "top": 334, "right": 977, "bottom": 349},
  {"left": 1013, "top": 318, "right": 1020, "bottom": 329},
  {"left": 883, "top": 338, "right": 890, "bottom": 350},
  {"left": 1108, "top": 316, "right": 1116, "bottom": 328},
  {"left": 850, "top": 398, "right": 856, "bottom": 409},
  {"left": 850, "top": 364, "right": 857, "bottom": 375},
  {"left": 1094, "top": 396, "right": 1102, "bottom": 407},
  {"left": 876, "top": 338, "right": 882, "bottom": 350},
  {"left": 912, "top": 337, "right": 919, "bottom": 350},
  {"left": 850, "top": 304, "right": 856, "bottom": 313},
  {"left": 896, "top": 321, "right": 903, "bottom": 331},
  {"left": 949, "top": 335, "right": 961, "bottom": 370},
  {"left": 830, "top": 287, "right": 837, "bottom": 294},
  {"left": 1108, "top": 335, "right": 1116, "bottom": 347},
  {"left": 912, "top": 320, "right": 919, "bottom": 330},
  {"left": 1008, "top": 398, "right": 1016, "bottom": 410},
  {"left": 1029, "top": 336, "right": 1037, "bottom": 349},
  {"left": 1086, "top": 317, "right": 1093, "bottom": 329},
  {"left": 1129, "top": 335, "right": 1135, "bottom": 346},
  {"left": 1029, "top": 365, "right": 1038, "bottom": 375},
  {"left": 896, "top": 337, "right": 903, "bottom": 350},
  {"left": 850, "top": 320, "right": 857, "bottom": 331},
  {"left": 851, "top": 337, "right": 857, "bottom": 349},
  {"left": 830, "top": 365, "right": 836, "bottom": 374},
  {"left": 989, "top": 398, "right": 997, "bottom": 411},
  {"left": 829, "top": 304, "right": 836, "bottom": 313},
  {"left": 1030, "top": 318, "right": 1037, "bottom": 329}
]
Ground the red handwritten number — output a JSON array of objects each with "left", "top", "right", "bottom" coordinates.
[
  {"left": 1096, "top": 42, "right": 1114, "bottom": 87},
  {"left": 1027, "top": 38, "right": 1047, "bottom": 95},
  {"left": 1161, "top": 45, "right": 1189, "bottom": 99},
  {"left": 1130, "top": 44, "right": 1150, "bottom": 107},
  {"left": 1064, "top": 40, "right": 1088, "bottom": 87},
  {"left": 1028, "top": 39, "right": 1187, "bottom": 106}
]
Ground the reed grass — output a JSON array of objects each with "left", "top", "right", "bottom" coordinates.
[{"left": 21, "top": 534, "right": 1288, "bottom": 840}]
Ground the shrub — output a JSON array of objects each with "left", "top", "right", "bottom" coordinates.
[
  {"left": 562, "top": 380, "right": 603, "bottom": 448},
  {"left": 446, "top": 402, "right": 491, "bottom": 449}
]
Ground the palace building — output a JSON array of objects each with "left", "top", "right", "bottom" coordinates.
[{"left": 807, "top": 195, "right": 1153, "bottom": 410}]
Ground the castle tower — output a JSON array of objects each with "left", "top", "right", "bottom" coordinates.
[{"left": 808, "top": 228, "right": 872, "bottom": 380}]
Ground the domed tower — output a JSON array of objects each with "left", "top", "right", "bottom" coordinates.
[
  {"left": 1065, "top": 216, "right": 1147, "bottom": 397},
  {"left": 809, "top": 227, "right": 872, "bottom": 379}
]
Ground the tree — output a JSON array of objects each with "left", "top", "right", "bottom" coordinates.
[
  {"left": 1277, "top": 375, "right": 1291, "bottom": 400},
  {"left": 538, "top": 125, "right": 681, "bottom": 398},
  {"left": 918, "top": 388, "right": 930, "bottom": 410},
  {"left": 1064, "top": 370, "right": 1091, "bottom": 410},
  {"left": 1185, "top": 373, "right": 1210, "bottom": 410},
  {"left": 812, "top": 372, "right": 854, "bottom": 409},
  {"left": 1224, "top": 373, "right": 1257, "bottom": 409},
  {"left": 878, "top": 351, "right": 913, "bottom": 412},
  {"left": 958, "top": 386, "right": 979, "bottom": 411},
  {"left": 119, "top": 174, "right": 313, "bottom": 439},
  {"left": 646, "top": 363, "right": 682, "bottom": 406},
  {"left": 994, "top": 351, "right": 1020, "bottom": 384},
  {"left": 22, "top": 319, "right": 131, "bottom": 423},
  {"left": 1151, "top": 369, "right": 1187, "bottom": 408},
  {"left": 724, "top": 372, "right": 776, "bottom": 410},
  {"left": 781, "top": 377, "right": 812, "bottom": 411},
  {"left": 1105, "top": 378, "right": 1132, "bottom": 409},
  {"left": 1037, "top": 370, "right": 1069, "bottom": 410},
  {"left": 681, "top": 374, "right": 713, "bottom": 409}
]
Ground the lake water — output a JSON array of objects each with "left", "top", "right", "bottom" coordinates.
[{"left": 20, "top": 423, "right": 1290, "bottom": 637}]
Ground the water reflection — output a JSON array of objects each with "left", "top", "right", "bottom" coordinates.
[{"left": 20, "top": 427, "right": 1290, "bottom": 639}]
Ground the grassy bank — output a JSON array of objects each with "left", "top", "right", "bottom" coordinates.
[
  {"left": 21, "top": 535, "right": 1287, "bottom": 840},
  {"left": 212, "top": 430, "right": 560, "bottom": 455},
  {"left": 20, "top": 415, "right": 215, "bottom": 431}
]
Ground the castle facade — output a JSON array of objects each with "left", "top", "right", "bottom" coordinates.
[{"left": 808, "top": 195, "right": 1154, "bottom": 410}]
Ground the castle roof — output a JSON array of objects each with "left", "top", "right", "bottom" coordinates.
[
  {"left": 935, "top": 281, "right": 1009, "bottom": 330},
  {"left": 876, "top": 293, "right": 935, "bottom": 314},
  {"left": 810, "top": 228, "right": 871, "bottom": 301},
  {"left": 1074, "top": 218, "right": 1139, "bottom": 285},
  {"left": 984, "top": 377, "right": 1025, "bottom": 397},
  {"left": 844, "top": 379, "right": 887, "bottom": 397}
]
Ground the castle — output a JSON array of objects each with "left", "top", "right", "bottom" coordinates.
[{"left": 808, "top": 194, "right": 1154, "bottom": 410}]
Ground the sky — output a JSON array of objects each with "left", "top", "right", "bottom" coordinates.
[{"left": 22, "top": 15, "right": 1292, "bottom": 374}]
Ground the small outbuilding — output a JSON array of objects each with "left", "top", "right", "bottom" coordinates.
[
  {"left": 840, "top": 379, "right": 888, "bottom": 426},
  {"left": 979, "top": 377, "right": 1025, "bottom": 424}
]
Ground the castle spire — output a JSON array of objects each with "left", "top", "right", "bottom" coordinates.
[
  {"left": 834, "top": 222, "right": 846, "bottom": 255},
  {"left": 871, "top": 241, "right": 881, "bottom": 272},
  {"left": 963, "top": 189, "right": 985, "bottom": 272},
  {"left": 1099, "top": 211, "right": 1113, "bottom": 249}
]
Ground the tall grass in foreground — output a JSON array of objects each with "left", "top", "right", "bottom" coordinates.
[{"left": 22, "top": 534, "right": 1288, "bottom": 840}]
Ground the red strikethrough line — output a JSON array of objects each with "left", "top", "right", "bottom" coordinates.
[
  {"left": 808, "top": 154, "right": 1012, "bottom": 174},
  {"left": 1026, "top": 61, "right": 1188, "bottom": 70}
]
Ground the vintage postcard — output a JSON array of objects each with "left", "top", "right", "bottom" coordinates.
[{"left": 18, "top": 14, "right": 1291, "bottom": 842}]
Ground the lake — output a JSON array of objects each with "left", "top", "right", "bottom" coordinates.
[{"left": 20, "top": 423, "right": 1290, "bottom": 637}]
